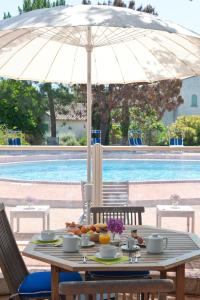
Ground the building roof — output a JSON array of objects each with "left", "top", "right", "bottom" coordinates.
[{"left": 46, "top": 103, "right": 87, "bottom": 121}]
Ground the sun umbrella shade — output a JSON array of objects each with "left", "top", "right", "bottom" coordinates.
[{"left": 0, "top": 5, "right": 200, "bottom": 84}]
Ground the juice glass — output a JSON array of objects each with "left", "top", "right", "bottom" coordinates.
[{"left": 99, "top": 232, "right": 110, "bottom": 244}]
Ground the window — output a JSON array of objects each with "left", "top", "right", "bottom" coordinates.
[{"left": 191, "top": 94, "right": 198, "bottom": 107}]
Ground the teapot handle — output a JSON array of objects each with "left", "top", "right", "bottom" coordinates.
[{"left": 163, "top": 237, "right": 168, "bottom": 249}]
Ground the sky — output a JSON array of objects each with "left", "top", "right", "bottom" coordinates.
[{"left": 0, "top": 0, "right": 200, "bottom": 34}]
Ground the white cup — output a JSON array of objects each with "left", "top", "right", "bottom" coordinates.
[
  {"left": 41, "top": 230, "right": 55, "bottom": 241},
  {"left": 126, "top": 237, "right": 137, "bottom": 250},
  {"left": 63, "top": 234, "right": 81, "bottom": 252},
  {"left": 81, "top": 234, "right": 90, "bottom": 246},
  {"left": 100, "top": 245, "right": 117, "bottom": 258}
]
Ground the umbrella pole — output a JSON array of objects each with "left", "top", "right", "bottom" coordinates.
[{"left": 85, "top": 26, "right": 93, "bottom": 224}]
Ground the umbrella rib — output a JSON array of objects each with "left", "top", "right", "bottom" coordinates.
[
  {"left": 123, "top": 41, "right": 151, "bottom": 82},
  {"left": 16, "top": 29, "right": 65, "bottom": 80},
  {"left": 43, "top": 27, "right": 83, "bottom": 82},
  {"left": 0, "top": 28, "right": 54, "bottom": 73},
  {"left": 142, "top": 33, "right": 200, "bottom": 76},
  {"left": 101, "top": 30, "right": 125, "bottom": 83},
  {"left": 69, "top": 30, "right": 83, "bottom": 83},
  {"left": 0, "top": 28, "right": 38, "bottom": 69},
  {"left": 94, "top": 27, "right": 149, "bottom": 47},
  {"left": 164, "top": 33, "right": 200, "bottom": 60}
]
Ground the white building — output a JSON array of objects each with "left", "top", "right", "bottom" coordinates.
[
  {"left": 162, "top": 76, "right": 200, "bottom": 125},
  {"left": 43, "top": 103, "right": 87, "bottom": 141}
]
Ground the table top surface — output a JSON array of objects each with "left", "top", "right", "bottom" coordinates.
[
  {"left": 156, "top": 205, "right": 194, "bottom": 212},
  {"left": 11, "top": 205, "right": 50, "bottom": 212},
  {"left": 22, "top": 225, "right": 200, "bottom": 272}
]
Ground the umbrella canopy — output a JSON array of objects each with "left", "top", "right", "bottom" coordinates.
[
  {"left": 0, "top": 5, "right": 199, "bottom": 84},
  {"left": 0, "top": 5, "right": 200, "bottom": 222}
]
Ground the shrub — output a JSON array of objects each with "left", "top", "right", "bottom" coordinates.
[
  {"left": 78, "top": 135, "right": 87, "bottom": 146},
  {"left": 60, "top": 133, "right": 79, "bottom": 146},
  {"left": 168, "top": 115, "right": 200, "bottom": 146}
]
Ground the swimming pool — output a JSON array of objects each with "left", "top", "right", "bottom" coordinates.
[{"left": 0, "top": 159, "right": 200, "bottom": 182}]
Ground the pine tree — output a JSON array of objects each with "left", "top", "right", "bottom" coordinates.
[{"left": 3, "top": 12, "right": 11, "bottom": 19}]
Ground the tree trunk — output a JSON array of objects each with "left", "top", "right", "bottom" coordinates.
[
  {"left": 45, "top": 84, "right": 56, "bottom": 137},
  {"left": 100, "top": 111, "right": 111, "bottom": 145},
  {"left": 121, "top": 100, "right": 130, "bottom": 144}
]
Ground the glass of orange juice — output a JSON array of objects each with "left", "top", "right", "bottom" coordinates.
[{"left": 99, "top": 232, "right": 110, "bottom": 244}]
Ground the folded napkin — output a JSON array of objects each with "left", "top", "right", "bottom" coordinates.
[
  {"left": 31, "top": 238, "right": 63, "bottom": 247},
  {"left": 87, "top": 255, "right": 129, "bottom": 265}
]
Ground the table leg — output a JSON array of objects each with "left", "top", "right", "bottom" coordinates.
[
  {"left": 187, "top": 216, "right": 189, "bottom": 232},
  {"left": 51, "top": 265, "right": 59, "bottom": 300},
  {"left": 159, "top": 271, "right": 167, "bottom": 300},
  {"left": 43, "top": 214, "right": 45, "bottom": 230},
  {"left": 10, "top": 215, "right": 14, "bottom": 232},
  {"left": 176, "top": 264, "right": 185, "bottom": 300},
  {"left": 17, "top": 217, "right": 20, "bottom": 232},
  {"left": 47, "top": 213, "right": 50, "bottom": 230},
  {"left": 157, "top": 214, "right": 161, "bottom": 228},
  {"left": 192, "top": 214, "right": 195, "bottom": 233}
]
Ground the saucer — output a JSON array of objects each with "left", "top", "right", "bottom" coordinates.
[
  {"left": 37, "top": 235, "right": 59, "bottom": 243},
  {"left": 81, "top": 241, "right": 95, "bottom": 248},
  {"left": 121, "top": 245, "right": 140, "bottom": 252},
  {"left": 95, "top": 252, "right": 120, "bottom": 260}
]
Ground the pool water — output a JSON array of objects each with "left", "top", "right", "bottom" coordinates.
[{"left": 0, "top": 159, "right": 200, "bottom": 182}]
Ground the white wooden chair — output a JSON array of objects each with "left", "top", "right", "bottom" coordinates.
[{"left": 80, "top": 181, "right": 129, "bottom": 224}]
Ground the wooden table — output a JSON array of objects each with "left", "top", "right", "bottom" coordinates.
[
  {"left": 22, "top": 225, "right": 200, "bottom": 300},
  {"left": 156, "top": 205, "right": 195, "bottom": 233},
  {"left": 10, "top": 205, "right": 50, "bottom": 232}
]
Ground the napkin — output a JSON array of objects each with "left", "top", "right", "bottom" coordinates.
[
  {"left": 87, "top": 255, "right": 129, "bottom": 265},
  {"left": 31, "top": 238, "right": 63, "bottom": 247}
]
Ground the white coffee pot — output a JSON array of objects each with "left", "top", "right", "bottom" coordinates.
[
  {"left": 146, "top": 233, "right": 168, "bottom": 254},
  {"left": 63, "top": 234, "right": 81, "bottom": 252}
]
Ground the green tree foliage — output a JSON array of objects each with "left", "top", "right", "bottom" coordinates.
[
  {"left": 111, "top": 103, "right": 168, "bottom": 145},
  {"left": 18, "top": 0, "right": 65, "bottom": 13},
  {"left": 40, "top": 83, "right": 75, "bottom": 138},
  {"left": 168, "top": 115, "right": 200, "bottom": 146},
  {"left": 18, "top": 0, "right": 77, "bottom": 140},
  {"left": 0, "top": 79, "right": 46, "bottom": 143},
  {"left": 3, "top": 12, "right": 11, "bottom": 19},
  {"left": 82, "top": 0, "right": 91, "bottom": 4}
]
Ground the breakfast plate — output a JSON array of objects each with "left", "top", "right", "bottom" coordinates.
[
  {"left": 36, "top": 235, "right": 60, "bottom": 243},
  {"left": 121, "top": 245, "right": 140, "bottom": 252},
  {"left": 95, "top": 252, "right": 121, "bottom": 260},
  {"left": 81, "top": 241, "right": 95, "bottom": 248}
]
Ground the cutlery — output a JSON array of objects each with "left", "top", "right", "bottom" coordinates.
[
  {"left": 134, "top": 251, "right": 140, "bottom": 263},
  {"left": 80, "top": 252, "right": 87, "bottom": 264}
]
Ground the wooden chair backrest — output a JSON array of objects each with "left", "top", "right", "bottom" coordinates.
[
  {"left": 59, "top": 279, "right": 174, "bottom": 300},
  {"left": 81, "top": 181, "right": 129, "bottom": 224},
  {"left": 102, "top": 181, "right": 129, "bottom": 206},
  {"left": 0, "top": 203, "right": 28, "bottom": 295},
  {"left": 90, "top": 206, "right": 144, "bottom": 225}
]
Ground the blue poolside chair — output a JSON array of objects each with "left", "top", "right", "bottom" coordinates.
[
  {"left": 177, "top": 137, "right": 184, "bottom": 146},
  {"left": 14, "top": 138, "right": 21, "bottom": 145},
  {"left": 128, "top": 130, "right": 143, "bottom": 146},
  {"left": 136, "top": 137, "right": 143, "bottom": 145},
  {"left": 8, "top": 138, "right": 14, "bottom": 145},
  {"left": 8, "top": 137, "right": 22, "bottom": 146},
  {"left": 169, "top": 137, "right": 184, "bottom": 146},
  {"left": 129, "top": 137, "right": 135, "bottom": 145},
  {"left": 91, "top": 130, "right": 101, "bottom": 144}
]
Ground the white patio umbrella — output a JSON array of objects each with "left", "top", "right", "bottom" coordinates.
[{"left": 0, "top": 4, "right": 200, "bottom": 221}]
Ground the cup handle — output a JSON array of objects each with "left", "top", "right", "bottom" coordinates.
[{"left": 163, "top": 237, "right": 168, "bottom": 249}]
